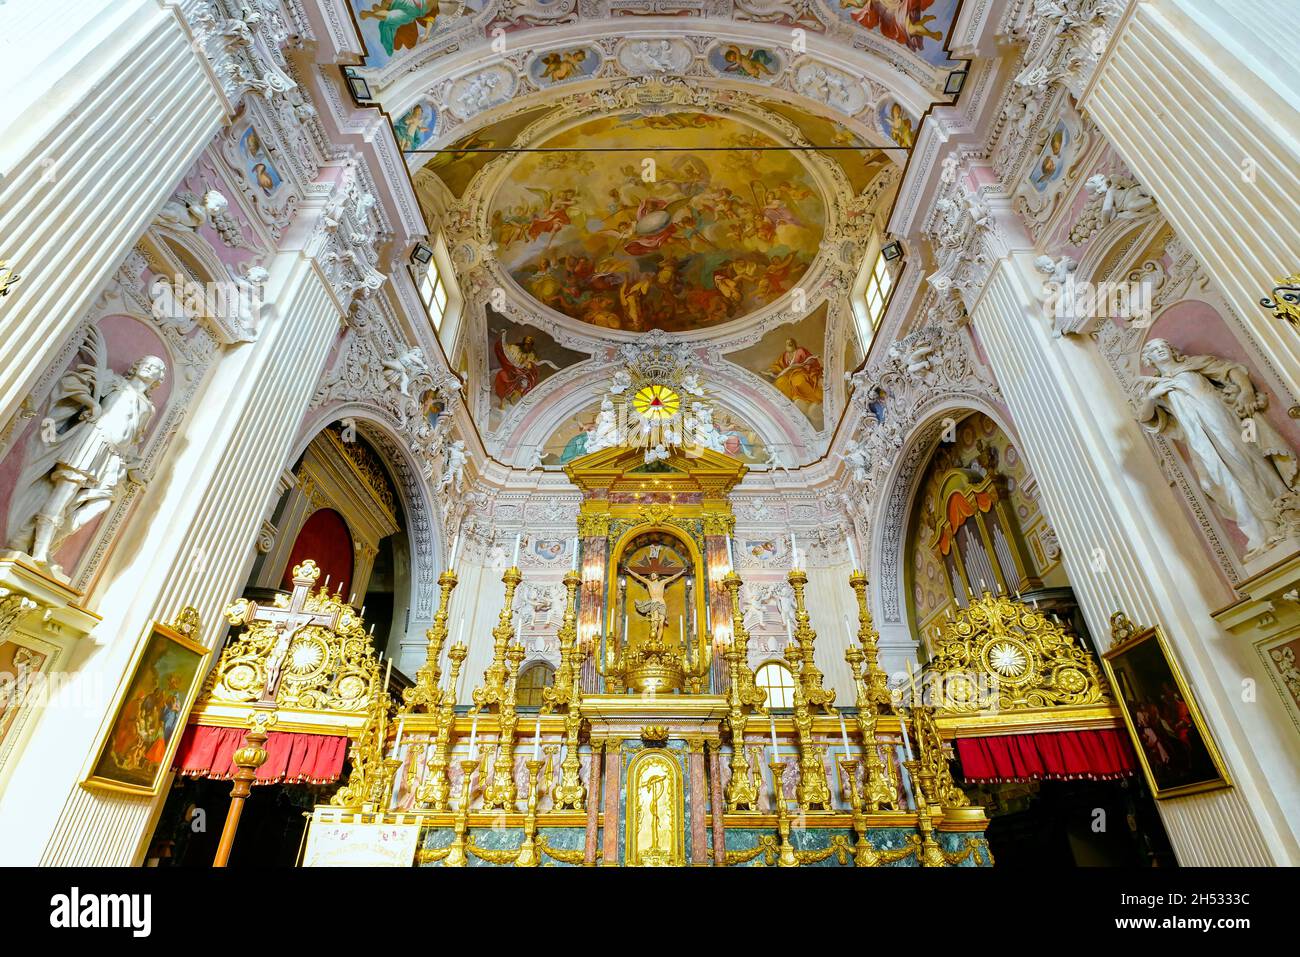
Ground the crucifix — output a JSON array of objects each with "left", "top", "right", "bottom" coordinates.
[{"left": 244, "top": 561, "right": 343, "bottom": 702}]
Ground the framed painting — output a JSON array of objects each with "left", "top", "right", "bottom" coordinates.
[
  {"left": 82, "top": 619, "right": 209, "bottom": 796},
  {"left": 1102, "top": 621, "right": 1230, "bottom": 799}
]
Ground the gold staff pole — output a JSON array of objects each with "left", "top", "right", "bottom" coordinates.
[{"left": 213, "top": 709, "right": 273, "bottom": 868}]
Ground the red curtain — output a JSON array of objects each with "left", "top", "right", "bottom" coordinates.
[
  {"left": 955, "top": 729, "right": 1136, "bottom": 783},
  {"left": 281, "top": 508, "right": 353, "bottom": 599},
  {"left": 171, "top": 725, "right": 349, "bottom": 786}
]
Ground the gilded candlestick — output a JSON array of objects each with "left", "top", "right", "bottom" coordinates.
[
  {"left": 416, "top": 642, "right": 466, "bottom": 811},
  {"left": 482, "top": 643, "right": 525, "bottom": 810},
  {"left": 784, "top": 643, "right": 831, "bottom": 812},
  {"left": 723, "top": 571, "right": 765, "bottom": 711},
  {"left": 770, "top": 761, "right": 798, "bottom": 868},
  {"left": 786, "top": 567, "right": 836, "bottom": 713},
  {"left": 723, "top": 643, "right": 759, "bottom": 812},
  {"left": 847, "top": 570, "right": 891, "bottom": 709},
  {"left": 472, "top": 565, "right": 523, "bottom": 714},
  {"left": 515, "top": 759, "right": 545, "bottom": 867},
  {"left": 404, "top": 569, "right": 457, "bottom": 713},
  {"left": 844, "top": 645, "right": 896, "bottom": 811},
  {"left": 446, "top": 758, "right": 477, "bottom": 868}
]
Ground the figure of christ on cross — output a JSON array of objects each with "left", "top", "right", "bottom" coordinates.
[
  {"left": 247, "top": 564, "right": 343, "bottom": 702},
  {"left": 626, "top": 561, "right": 687, "bottom": 645}
]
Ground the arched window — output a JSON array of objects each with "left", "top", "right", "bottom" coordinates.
[
  {"left": 755, "top": 661, "right": 797, "bottom": 709},
  {"left": 516, "top": 662, "right": 555, "bottom": 709}
]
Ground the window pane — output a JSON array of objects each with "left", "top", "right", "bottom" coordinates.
[{"left": 756, "top": 662, "right": 796, "bottom": 710}]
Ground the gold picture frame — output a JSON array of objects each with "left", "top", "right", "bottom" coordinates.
[
  {"left": 82, "top": 615, "right": 209, "bottom": 797},
  {"left": 1102, "top": 615, "right": 1230, "bottom": 799}
]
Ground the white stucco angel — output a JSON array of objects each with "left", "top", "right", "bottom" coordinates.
[
  {"left": 439, "top": 439, "right": 468, "bottom": 495},
  {"left": 839, "top": 438, "right": 871, "bottom": 485},
  {"left": 1137, "top": 338, "right": 1299, "bottom": 557},
  {"left": 585, "top": 397, "right": 622, "bottom": 453},
  {"left": 610, "top": 370, "right": 632, "bottom": 395},
  {"left": 762, "top": 445, "right": 792, "bottom": 474},
  {"left": 382, "top": 347, "right": 427, "bottom": 398},
  {"left": 681, "top": 372, "right": 704, "bottom": 397},
  {"left": 9, "top": 328, "right": 166, "bottom": 568},
  {"left": 156, "top": 189, "right": 228, "bottom": 232},
  {"left": 522, "top": 446, "right": 544, "bottom": 473},
  {"left": 741, "top": 586, "right": 767, "bottom": 634},
  {"left": 686, "top": 402, "right": 725, "bottom": 453},
  {"left": 1084, "top": 174, "right": 1156, "bottom": 225}
]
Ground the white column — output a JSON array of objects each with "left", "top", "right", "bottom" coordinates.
[
  {"left": 1081, "top": 0, "right": 1300, "bottom": 387},
  {"left": 0, "top": 1, "right": 225, "bottom": 425},
  {"left": 0, "top": 219, "right": 345, "bottom": 865},
  {"left": 970, "top": 249, "right": 1300, "bottom": 865}
]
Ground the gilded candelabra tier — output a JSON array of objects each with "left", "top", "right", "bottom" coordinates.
[
  {"left": 904, "top": 758, "right": 948, "bottom": 868},
  {"left": 723, "top": 570, "right": 767, "bottom": 712},
  {"left": 784, "top": 644, "right": 832, "bottom": 812},
  {"left": 472, "top": 565, "right": 524, "bottom": 714},
  {"left": 544, "top": 570, "right": 586, "bottom": 810},
  {"left": 515, "top": 759, "right": 546, "bottom": 867},
  {"left": 910, "top": 696, "right": 971, "bottom": 810},
  {"left": 723, "top": 642, "right": 760, "bottom": 812},
  {"left": 403, "top": 570, "right": 457, "bottom": 713},
  {"left": 847, "top": 571, "right": 891, "bottom": 709},
  {"left": 844, "top": 645, "right": 896, "bottom": 811},
  {"left": 415, "top": 642, "right": 467, "bottom": 811},
  {"left": 771, "top": 761, "right": 798, "bottom": 868},
  {"left": 481, "top": 644, "right": 526, "bottom": 810},
  {"left": 330, "top": 674, "right": 392, "bottom": 809},
  {"left": 786, "top": 567, "right": 836, "bottom": 713},
  {"left": 445, "top": 758, "right": 477, "bottom": 868}
]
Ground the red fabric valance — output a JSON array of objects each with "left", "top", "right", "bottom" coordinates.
[
  {"left": 172, "top": 725, "right": 349, "bottom": 786},
  {"left": 937, "top": 489, "right": 995, "bottom": 556},
  {"left": 955, "top": 729, "right": 1137, "bottom": 783}
]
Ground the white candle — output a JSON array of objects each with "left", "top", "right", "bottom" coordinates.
[
  {"left": 571, "top": 536, "right": 579, "bottom": 571},
  {"left": 349, "top": 592, "right": 356, "bottom": 605},
  {"left": 899, "top": 709, "right": 913, "bottom": 760},
  {"left": 533, "top": 713, "right": 541, "bottom": 761},
  {"left": 790, "top": 534, "right": 799, "bottom": 569},
  {"left": 393, "top": 717, "right": 405, "bottom": 753},
  {"left": 383, "top": 656, "right": 392, "bottom": 688},
  {"left": 844, "top": 614, "right": 855, "bottom": 640},
  {"left": 769, "top": 713, "right": 779, "bottom": 757},
  {"left": 839, "top": 712, "right": 852, "bottom": 761},
  {"left": 512, "top": 533, "right": 521, "bottom": 567},
  {"left": 449, "top": 530, "right": 462, "bottom": 569},
  {"left": 847, "top": 536, "right": 859, "bottom": 570},
  {"left": 725, "top": 535, "right": 735, "bottom": 569},
  {"left": 323, "top": 574, "right": 330, "bottom": 591},
  {"left": 898, "top": 745, "right": 916, "bottom": 809},
  {"left": 468, "top": 713, "right": 479, "bottom": 760}
]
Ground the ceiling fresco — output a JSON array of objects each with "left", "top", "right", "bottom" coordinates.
[{"left": 486, "top": 111, "right": 827, "bottom": 333}]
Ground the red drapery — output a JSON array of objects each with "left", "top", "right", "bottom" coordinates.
[
  {"left": 955, "top": 729, "right": 1136, "bottom": 783},
  {"left": 171, "top": 725, "right": 349, "bottom": 786},
  {"left": 937, "top": 489, "right": 995, "bottom": 556}
]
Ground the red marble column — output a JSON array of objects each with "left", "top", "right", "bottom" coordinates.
[
  {"left": 579, "top": 532, "right": 608, "bottom": 693},
  {"left": 584, "top": 741, "right": 602, "bottom": 865},
  {"left": 709, "top": 744, "right": 726, "bottom": 866},
  {"left": 689, "top": 738, "right": 708, "bottom": 865},
  {"left": 603, "top": 739, "right": 622, "bottom": 865},
  {"left": 704, "top": 533, "right": 733, "bottom": 694}
]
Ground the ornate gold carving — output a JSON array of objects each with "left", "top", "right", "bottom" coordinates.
[
  {"left": 783, "top": 644, "right": 831, "bottom": 812},
  {"left": 625, "top": 749, "right": 684, "bottom": 866},
  {"left": 324, "top": 424, "right": 396, "bottom": 517},
  {"left": 212, "top": 561, "right": 379, "bottom": 712},
  {"left": 927, "top": 591, "right": 1109, "bottom": 713},
  {"left": 1261, "top": 274, "right": 1300, "bottom": 329},
  {"left": 537, "top": 835, "right": 587, "bottom": 865},
  {"left": 544, "top": 569, "right": 587, "bottom": 811},
  {"left": 404, "top": 570, "right": 457, "bottom": 713},
  {"left": 641, "top": 725, "right": 670, "bottom": 744}
]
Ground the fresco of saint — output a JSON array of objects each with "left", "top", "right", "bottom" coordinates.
[
  {"left": 492, "top": 331, "right": 558, "bottom": 408},
  {"left": 768, "top": 337, "right": 824, "bottom": 407}
]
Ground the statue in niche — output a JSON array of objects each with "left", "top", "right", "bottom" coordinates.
[
  {"left": 1137, "top": 338, "right": 1300, "bottom": 558},
  {"left": 627, "top": 565, "right": 687, "bottom": 645},
  {"left": 439, "top": 439, "right": 468, "bottom": 494},
  {"left": 9, "top": 328, "right": 166, "bottom": 570}
]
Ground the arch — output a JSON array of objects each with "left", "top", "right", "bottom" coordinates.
[
  {"left": 516, "top": 661, "right": 556, "bottom": 709},
  {"left": 293, "top": 403, "right": 443, "bottom": 623},
  {"left": 868, "top": 395, "right": 1022, "bottom": 627},
  {"left": 281, "top": 507, "right": 354, "bottom": 597},
  {"left": 755, "top": 659, "right": 797, "bottom": 709}
]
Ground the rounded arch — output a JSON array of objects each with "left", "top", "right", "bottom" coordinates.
[
  {"left": 868, "top": 395, "right": 1022, "bottom": 629},
  {"left": 293, "top": 403, "right": 443, "bottom": 623}
]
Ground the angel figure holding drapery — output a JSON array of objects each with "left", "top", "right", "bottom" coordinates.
[
  {"left": 627, "top": 566, "right": 687, "bottom": 644},
  {"left": 8, "top": 327, "right": 166, "bottom": 570}
]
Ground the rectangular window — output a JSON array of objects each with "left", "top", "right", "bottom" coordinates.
[
  {"left": 852, "top": 248, "right": 902, "bottom": 355},
  {"left": 419, "top": 268, "right": 447, "bottom": 331}
]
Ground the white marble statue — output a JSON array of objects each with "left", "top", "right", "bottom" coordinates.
[
  {"left": 11, "top": 333, "right": 166, "bottom": 567},
  {"left": 458, "top": 72, "right": 501, "bottom": 113},
  {"left": 156, "top": 189, "right": 228, "bottom": 232},
  {"left": 1137, "top": 338, "right": 1300, "bottom": 557},
  {"left": 741, "top": 587, "right": 767, "bottom": 634},
  {"left": 610, "top": 369, "right": 632, "bottom": 395},
  {"left": 629, "top": 40, "right": 675, "bottom": 73},
  {"left": 1084, "top": 174, "right": 1156, "bottom": 225},
  {"left": 686, "top": 402, "right": 725, "bottom": 453},
  {"left": 839, "top": 438, "right": 871, "bottom": 485},
  {"left": 1034, "top": 254, "right": 1078, "bottom": 286},
  {"left": 585, "top": 397, "right": 622, "bottom": 453},
  {"left": 681, "top": 373, "right": 704, "bottom": 397},
  {"left": 522, "top": 446, "right": 544, "bottom": 473},
  {"left": 440, "top": 439, "right": 468, "bottom": 495},
  {"left": 382, "top": 347, "right": 427, "bottom": 397},
  {"left": 763, "top": 446, "right": 792, "bottom": 474}
]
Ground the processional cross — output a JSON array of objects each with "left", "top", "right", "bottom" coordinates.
[{"left": 244, "top": 561, "right": 342, "bottom": 702}]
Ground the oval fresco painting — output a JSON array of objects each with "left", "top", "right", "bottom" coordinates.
[{"left": 488, "top": 111, "right": 826, "bottom": 332}]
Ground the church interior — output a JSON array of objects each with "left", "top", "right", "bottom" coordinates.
[{"left": 0, "top": 0, "right": 1297, "bottom": 879}]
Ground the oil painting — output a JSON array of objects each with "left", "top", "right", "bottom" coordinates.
[{"left": 84, "top": 620, "right": 208, "bottom": 796}]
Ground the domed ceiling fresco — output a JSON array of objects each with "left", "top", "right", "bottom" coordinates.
[{"left": 485, "top": 111, "right": 827, "bottom": 333}]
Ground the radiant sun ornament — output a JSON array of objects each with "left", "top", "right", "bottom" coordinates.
[
  {"left": 987, "top": 640, "right": 1028, "bottom": 678},
  {"left": 633, "top": 384, "right": 680, "bottom": 421}
]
